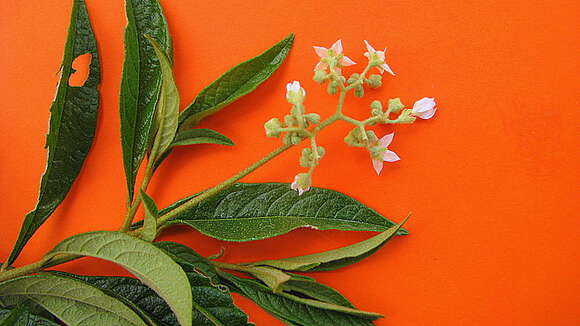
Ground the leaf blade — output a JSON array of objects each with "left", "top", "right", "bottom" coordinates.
[
  {"left": 140, "top": 191, "right": 158, "bottom": 242},
  {"left": 47, "top": 231, "right": 192, "bottom": 326},
  {"left": 250, "top": 216, "right": 409, "bottom": 272},
  {"left": 6, "top": 0, "right": 101, "bottom": 266},
  {"left": 164, "top": 183, "right": 407, "bottom": 241},
  {"left": 179, "top": 34, "right": 294, "bottom": 129},
  {"left": 120, "top": 0, "right": 172, "bottom": 202},
  {"left": 171, "top": 129, "right": 234, "bottom": 147},
  {"left": 0, "top": 275, "right": 147, "bottom": 326}
]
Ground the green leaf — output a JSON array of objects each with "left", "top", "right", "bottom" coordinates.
[
  {"left": 46, "top": 231, "right": 192, "bottom": 326},
  {"left": 6, "top": 0, "right": 101, "bottom": 267},
  {"left": 120, "top": 0, "right": 172, "bottom": 203},
  {"left": 221, "top": 274, "right": 377, "bottom": 326},
  {"left": 140, "top": 191, "right": 158, "bottom": 242},
  {"left": 164, "top": 183, "right": 407, "bottom": 242},
  {"left": 249, "top": 216, "right": 409, "bottom": 272},
  {"left": 145, "top": 35, "right": 180, "bottom": 163},
  {"left": 153, "top": 242, "right": 220, "bottom": 281},
  {"left": 0, "top": 275, "right": 147, "bottom": 326},
  {"left": 0, "top": 306, "right": 58, "bottom": 326},
  {"left": 282, "top": 276, "right": 354, "bottom": 308},
  {"left": 179, "top": 34, "right": 294, "bottom": 129},
  {"left": 172, "top": 129, "right": 234, "bottom": 147},
  {"left": 55, "top": 256, "right": 252, "bottom": 326}
]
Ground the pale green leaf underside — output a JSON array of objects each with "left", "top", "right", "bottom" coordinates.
[
  {"left": 178, "top": 34, "right": 294, "bottom": 129},
  {"left": 250, "top": 217, "right": 409, "bottom": 272},
  {"left": 47, "top": 231, "right": 192, "bottom": 326},
  {"left": 140, "top": 191, "right": 158, "bottom": 242},
  {"left": 120, "top": 0, "right": 171, "bottom": 202},
  {"left": 171, "top": 129, "right": 234, "bottom": 147},
  {"left": 165, "top": 183, "right": 407, "bottom": 242},
  {"left": 6, "top": 0, "right": 100, "bottom": 266},
  {"left": 0, "top": 275, "right": 146, "bottom": 326}
]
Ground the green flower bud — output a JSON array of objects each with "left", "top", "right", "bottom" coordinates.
[
  {"left": 388, "top": 98, "right": 405, "bottom": 113},
  {"left": 304, "top": 113, "right": 320, "bottom": 124},
  {"left": 284, "top": 114, "right": 295, "bottom": 127},
  {"left": 327, "top": 80, "right": 338, "bottom": 95},
  {"left": 370, "top": 100, "right": 383, "bottom": 116},
  {"left": 347, "top": 73, "right": 360, "bottom": 85},
  {"left": 313, "top": 70, "right": 328, "bottom": 84},
  {"left": 300, "top": 148, "right": 314, "bottom": 167},
  {"left": 290, "top": 133, "right": 302, "bottom": 145},
  {"left": 354, "top": 85, "right": 364, "bottom": 98},
  {"left": 344, "top": 128, "right": 365, "bottom": 147},
  {"left": 366, "top": 74, "right": 382, "bottom": 88},
  {"left": 264, "top": 118, "right": 282, "bottom": 137},
  {"left": 366, "top": 130, "right": 378, "bottom": 143},
  {"left": 395, "top": 109, "right": 416, "bottom": 124},
  {"left": 316, "top": 146, "right": 326, "bottom": 158}
]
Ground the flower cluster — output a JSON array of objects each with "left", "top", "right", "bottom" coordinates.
[{"left": 265, "top": 39, "right": 438, "bottom": 195}]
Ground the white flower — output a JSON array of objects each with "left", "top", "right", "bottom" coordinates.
[
  {"left": 371, "top": 133, "right": 400, "bottom": 176},
  {"left": 286, "top": 81, "right": 306, "bottom": 104},
  {"left": 411, "top": 97, "right": 437, "bottom": 119},
  {"left": 312, "top": 39, "right": 356, "bottom": 72},
  {"left": 291, "top": 173, "right": 311, "bottom": 196},
  {"left": 363, "top": 40, "right": 395, "bottom": 76}
]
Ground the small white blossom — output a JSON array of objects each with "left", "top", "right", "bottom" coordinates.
[
  {"left": 291, "top": 173, "right": 311, "bottom": 195},
  {"left": 286, "top": 81, "right": 306, "bottom": 104},
  {"left": 313, "top": 39, "right": 356, "bottom": 72},
  {"left": 411, "top": 97, "right": 437, "bottom": 119},
  {"left": 371, "top": 133, "right": 400, "bottom": 175},
  {"left": 363, "top": 40, "right": 395, "bottom": 76}
]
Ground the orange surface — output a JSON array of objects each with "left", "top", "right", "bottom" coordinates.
[{"left": 1, "top": 0, "right": 579, "bottom": 325}]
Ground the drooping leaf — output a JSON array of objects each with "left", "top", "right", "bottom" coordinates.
[
  {"left": 5, "top": 0, "right": 101, "bottom": 267},
  {"left": 145, "top": 35, "right": 180, "bottom": 163},
  {"left": 164, "top": 183, "right": 407, "bottom": 242},
  {"left": 152, "top": 128, "right": 234, "bottom": 171},
  {"left": 0, "top": 275, "right": 147, "bottom": 326},
  {"left": 120, "top": 0, "right": 172, "bottom": 202},
  {"left": 140, "top": 190, "right": 158, "bottom": 242},
  {"left": 46, "top": 231, "right": 192, "bottom": 326},
  {"left": 55, "top": 256, "right": 252, "bottom": 326},
  {"left": 282, "top": 276, "right": 354, "bottom": 308},
  {"left": 179, "top": 34, "right": 294, "bottom": 129},
  {"left": 248, "top": 216, "right": 409, "bottom": 272},
  {"left": 172, "top": 129, "right": 234, "bottom": 147},
  {"left": 220, "top": 273, "right": 377, "bottom": 326},
  {"left": 153, "top": 242, "right": 220, "bottom": 281}
]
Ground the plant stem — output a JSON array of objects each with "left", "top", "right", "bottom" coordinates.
[{"left": 120, "top": 163, "right": 154, "bottom": 232}]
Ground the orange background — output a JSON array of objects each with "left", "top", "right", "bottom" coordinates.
[{"left": 1, "top": 0, "right": 579, "bottom": 325}]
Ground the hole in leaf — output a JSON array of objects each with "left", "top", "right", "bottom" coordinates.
[{"left": 68, "top": 53, "right": 92, "bottom": 87}]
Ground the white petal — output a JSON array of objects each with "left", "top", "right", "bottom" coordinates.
[
  {"left": 383, "top": 150, "right": 400, "bottom": 162},
  {"left": 300, "top": 87, "right": 307, "bottom": 97},
  {"left": 314, "top": 61, "right": 328, "bottom": 71},
  {"left": 341, "top": 56, "right": 356, "bottom": 66},
  {"left": 381, "top": 63, "right": 395, "bottom": 76},
  {"left": 313, "top": 46, "right": 328, "bottom": 58},
  {"left": 417, "top": 108, "right": 437, "bottom": 119},
  {"left": 298, "top": 188, "right": 305, "bottom": 196},
  {"left": 379, "top": 133, "right": 395, "bottom": 148},
  {"left": 363, "top": 40, "right": 375, "bottom": 54},
  {"left": 412, "top": 97, "right": 436, "bottom": 113},
  {"left": 331, "top": 39, "right": 343, "bottom": 54},
  {"left": 372, "top": 159, "right": 384, "bottom": 175}
]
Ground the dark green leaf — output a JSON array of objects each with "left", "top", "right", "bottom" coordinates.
[
  {"left": 164, "top": 183, "right": 407, "bottom": 241},
  {"left": 172, "top": 129, "right": 234, "bottom": 147},
  {"left": 46, "top": 231, "right": 192, "bottom": 326},
  {"left": 120, "top": 0, "right": 172, "bottom": 203},
  {"left": 249, "top": 216, "right": 408, "bottom": 272},
  {"left": 282, "top": 276, "right": 354, "bottom": 308},
  {"left": 179, "top": 34, "right": 294, "bottom": 129},
  {"left": 140, "top": 191, "right": 158, "bottom": 242},
  {"left": 6, "top": 0, "right": 101, "bottom": 266},
  {"left": 145, "top": 35, "right": 180, "bottom": 163},
  {"left": 221, "top": 273, "right": 377, "bottom": 326},
  {"left": 154, "top": 242, "right": 220, "bottom": 281},
  {"left": 0, "top": 275, "right": 147, "bottom": 325},
  {"left": 0, "top": 304, "right": 62, "bottom": 326}
]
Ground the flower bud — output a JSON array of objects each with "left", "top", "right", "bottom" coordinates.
[
  {"left": 327, "top": 80, "right": 338, "bottom": 95},
  {"left": 300, "top": 148, "right": 314, "bottom": 167},
  {"left": 388, "top": 98, "right": 405, "bottom": 113},
  {"left": 284, "top": 114, "right": 296, "bottom": 127},
  {"left": 366, "top": 74, "right": 382, "bottom": 88},
  {"left": 264, "top": 118, "right": 282, "bottom": 137},
  {"left": 316, "top": 146, "right": 326, "bottom": 158},
  {"left": 313, "top": 70, "right": 328, "bottom": 84},
  {"left": 354, "top": 85, "right": 364, "bottom": 98},
  {"left": 347, "top": 73, "right": 360, "bottom": 84},
  {"left": 304, "top": 113, "right": 320, "bottom": 124},
  {"left": 344, "top": 128, "right": 365, "bottom": 147},
  {"left": 370, "top": 100, "right": 383, "bottom": 116}
]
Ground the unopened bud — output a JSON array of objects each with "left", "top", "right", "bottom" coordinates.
[
  {"left": 300, "top": 148, "right": 314, "bottom": 167},
  {"left": 395, "top": 109, "right": 416, "bottom": 124},
  {"left": 316, "top": 146, "right": 326, "bottom": 158},
  {"left": 313, "top": 70, "right": 328, "bottom": 84},
  {"left": 344, "top": 128, "right": 364, "bottom": 147},
  {"left": 370, "top": 100, "right": 383, "bottom": 116},
  {"left": 327, "top": 80, "right": 338, "bottom": 95},
  {"left": 347, "top": 73, "right": 360, "bottom": 84},
  {"left": 304, "top": 113, "right": 320, "bottom": 124},
  {"left": 354, "top": 85, "right": 364, "bottom": 98},
  {"left": 388, "top": 98, "right": 405, "bottom": 113},
  {"left": 367, "top": 74, "right": 382, "bottom": 88},
  {"left": 264, "top": 118, "right": 282, "bottom": 137}
]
